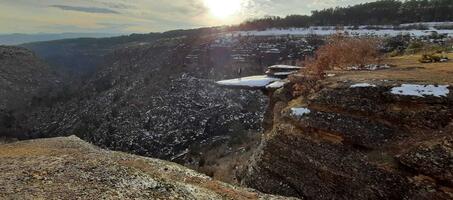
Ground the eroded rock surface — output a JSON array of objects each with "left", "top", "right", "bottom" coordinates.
[
  {"left": 242, "top": 81, "right": 453, "bottom": 199},
  {"left": 399, "top": 137, "right": 453, "bottom": 186}
]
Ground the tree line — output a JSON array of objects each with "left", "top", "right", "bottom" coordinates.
[{"left": 231, "top": 0, "right": 453, "bottom": 30}]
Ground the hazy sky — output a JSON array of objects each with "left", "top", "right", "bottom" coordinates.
[{"left": 0, "top": 0, "right": 374, "bottom": 34}]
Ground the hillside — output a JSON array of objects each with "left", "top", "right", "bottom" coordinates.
[
  {"left": 20, "top": 29, "right": 222, "bottom": 78},
  {"left": 12, "top": 24, "right": 453, "bottom": 183},
  {"left": 0, "top": 33, "right": 122, "bottom": 46},
  {"left": 17, "top": 33, "right": 288, "bottom": 181},
  {"left": 19, "top": 1, "right": 453, "bottom": 80},
  {"left": 0, "top": 136, "right": 294, "bottom": 200},
  {"left": 0, "top": 46, "right": 59, "bottom": 110},
  {"left": 0, "top": 46, "right": 61, "bottom": 138},
  {"left": 6, "top": 24, "right": 323, "bottom": 185},
  {"left": 234, "top": 0, "right": 453, "bottom": 30}
]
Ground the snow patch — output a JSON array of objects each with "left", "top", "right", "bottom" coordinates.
[
  {"left": 349, "top": 64, "right": 390, "bottom": 71},
  {"left": 268, "top": 65, "right": 302, "bottom": 70},
  {"left": 391, "top": 84, "right": 450, "bottom": 97},
  {"left": 266, "top": 80, "right": 287, "bottom": 89},
  {"left": 273, "top": 71, "right": 298, "bottom": 76},
  {"left": 327, "top": 74, "right": 336, "bottom": 77},
  {"left": 226, "top": 27, "right": 453, "bottom": 37},
  {"left": 350, "top": 83, "right": 377, "bottom": 88},
  {"left": 290, "top": 107, "right": 311, "bottom": 117},
  {"left": 399, "top": 21, "right": 453, "bottom": 27},
  {"left": 216, "top": 75, "right": 280, "bottom": 88}
]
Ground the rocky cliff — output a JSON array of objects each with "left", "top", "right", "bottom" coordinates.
[
  {"left": 0, "top": 136, "right": 296, "bottom": 200},
  {"left": 242, "top": 60, "right": 453, "bottom": 199}
]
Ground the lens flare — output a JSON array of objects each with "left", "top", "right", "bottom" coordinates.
[{"left": 203, "top": 0, "right": 243, "bottom": 19}]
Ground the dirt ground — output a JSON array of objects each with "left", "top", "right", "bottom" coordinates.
[{"left": 329, "top": 53, "right": 453, "bottom": 84}]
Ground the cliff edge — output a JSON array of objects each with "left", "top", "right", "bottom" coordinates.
[
  {"left": 0, "top": 136, "right": 295, "bottom": 200},
  {"left": 241, "top": 54, "right": 453, "bottom": 199}
]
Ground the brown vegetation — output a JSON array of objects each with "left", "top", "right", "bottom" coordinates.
[
  {"left": 291, "top": 35, "right": 382, "bottom": 96},
  {"left": 303, "top": 34, "right": 381, "bottom": 77},
  {"left": 419, "top": 53, "right": 449, "bottom": 63}
]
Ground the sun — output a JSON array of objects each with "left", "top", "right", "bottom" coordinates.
[{"left": 203, "top": 0, "right": 243, "bottom": 19}]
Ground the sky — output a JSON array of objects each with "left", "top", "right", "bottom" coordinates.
[{"left": 0, "top": 0, "right": 375, "bottom": 34}]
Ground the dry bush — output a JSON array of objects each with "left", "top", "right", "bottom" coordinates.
[
  {"left": 447, "top": 38, "right": 453, "bottom": 52},
  {"left": 303, "top": 34, "right": 381, "bottom": 78},
  {"left": 419, "top": 53, "right": 449, "bottom": 63},
  {"left": 292, "top": 35, "right": 381, "bottom": 96}
]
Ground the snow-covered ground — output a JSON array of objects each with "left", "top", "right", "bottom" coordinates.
[
  {"left": 350, "top": 83, "right": 377, "bottom": 88},
  {"left": 225, "top": 26, "right": 453, "bottom": 37},
  {"left": 272, "top": 71, "right": 298, "bottom": 76},
  {"left": 291, "top": 107, "right": 311, "bottom": 117},
  {"left": 268, "top": 65, "right": 303, "bottom": 70},
  {"left": 391, "top": 84, "right": 450, "bottom": 97},
  {"left": 266, "top": 80, "right": 287, "bottom": 89},
  {"left": 216, "top": 75, "right": 280, "bottom": 88},
  {"left": 399, "top": 21, "right": 453, "bottom": 27}
]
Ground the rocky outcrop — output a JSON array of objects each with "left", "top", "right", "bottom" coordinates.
[
  {"left": 0, "top": 136, "right": 296, "bottom": 199},
  {"left": 242, "top": 81, "right": 453, "bottom": 199}
]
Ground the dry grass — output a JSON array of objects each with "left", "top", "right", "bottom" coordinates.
[{"left": 328, "top": 53, "right": 453, "bottom": 84}]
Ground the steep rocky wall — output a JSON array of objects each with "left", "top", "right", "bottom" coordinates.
[{"left": 242, "top": 81, "right": 453, "bottom": 199}]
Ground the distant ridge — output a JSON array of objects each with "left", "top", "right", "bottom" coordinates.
[
  {"left": 232, "top": 0, "right": 453, "bottom": 31},
  {"left": 0, "top": 32, "right": 124, "bottom": 45}
]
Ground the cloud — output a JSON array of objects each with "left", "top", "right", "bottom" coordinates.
[
  {"left": 99, "top": 2, "right": 136, "bottom": 10},
  {"left": 50, "top": 5, "right": 119, "bottom": 14},
  {"left": 0, "top": 0, "right": 376, "bottom": 34}
]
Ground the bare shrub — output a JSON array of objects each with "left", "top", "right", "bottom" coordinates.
[
  {"left": 292, "top": 35, "right": 381, "bottom": 96},
  {"left": 303, "top": 34, "right": 381, "bottom": 78}
]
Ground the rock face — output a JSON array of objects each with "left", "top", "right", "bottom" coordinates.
[
  {"left": 0, "top": 136, "right": 295, "bottom": 200},
  {"left": 242, "top": 81, "right": 453, "bottom": 199}
]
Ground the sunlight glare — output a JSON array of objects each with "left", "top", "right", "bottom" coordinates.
[{"left": 203, "top": 0, "right": 243, "bottom": 19}]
